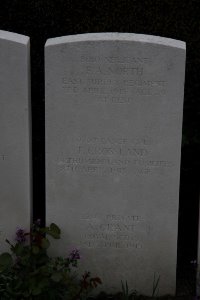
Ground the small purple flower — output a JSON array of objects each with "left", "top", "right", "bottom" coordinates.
[
  {"left": 35, "top": 219, "right": 41, "bottom": 226},
  {"left": 16, "top": 228, "right": 26, "bottom": 243},
  {"left": 68, "top": 248, "right": 80, "bottom": 261}
]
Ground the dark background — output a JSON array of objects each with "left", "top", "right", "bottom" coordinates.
[{"left": 0, "top": 0, "right": 199, "bottom": 294}]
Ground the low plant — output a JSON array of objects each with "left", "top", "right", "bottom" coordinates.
[
  {"left": 0, "top": 221, "right": 101, "bottom": 299},
  {"left": 151, "top": 273, "right": 160, "bottom": 298},
  {"left": 120, "top": 280, "right": 137, "bottom": 300}
]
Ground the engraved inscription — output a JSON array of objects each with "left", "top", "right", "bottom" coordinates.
[
  {"left": 0, "top": 154, "right": 6, "bottom": 161},
  {"left": 80, "top": 55, "right": 151, "bottom": 64},
  {"left": 80, "top": 214, "right": 150, "bottom": 249},
  {"left": 85, "top": 65, "right": 143, "bottom": 75},
  {"left": 61, "top": 54, "right": 167, "bottom": 102},
  {"left": 56, "top": 52, "right": 172, "bottom": 176},
  {"left": 57, "top": 135, "right": 174, "bottom": 176},
  {"left": 62, "top": 77, "right": 167, "bottom": 101}
]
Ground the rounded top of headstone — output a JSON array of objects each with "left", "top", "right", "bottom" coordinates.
[
  {"left": 45, "top": 32, "right": 185, "bottom": 49},
  {"left": 0, "top": 30, "right": 29, "bottom": 45}
]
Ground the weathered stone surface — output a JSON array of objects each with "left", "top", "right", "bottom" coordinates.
[
  {"left": 45, "top": 33, "right": 186, "bottom": 295},
  {"left": 0, "top": 30, "right": 31, "bottom": 252}
]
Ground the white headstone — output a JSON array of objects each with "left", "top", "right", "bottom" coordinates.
[
  {"left": 0, "top": 30, "right": 31, "bottom": 252},
  {"left": 45, "top": 33, "right": 186, "bottom": 296}
]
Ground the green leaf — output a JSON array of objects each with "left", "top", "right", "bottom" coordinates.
[
  {"left": 32, "top": 286, "right": 42, "bottom": 296},
  {"left": 36, "top": 253, "right": 49, "bottom": 265},
  {"left": 39, "top": 265, "right": 50, "bottom": 276},
  {"left": 51, "top": 272, "right": 63, "bottom": 282},
  {"left": 48, "top": 231, "right": 60, "bottom": 239},
  {"left": 0, "top": 253, "right": 13, "bottom": 269},
  {"left": 45, "top": 223, "right": 61, "bottom": 239},
  {"left": 32, "top": 245, "right": 40, "bottom": 254},
  {"left": 14, "top": 243, "right": 24, "bottom": 256},
  {"left": 50, "top": 223, "right": 60, "bottom": 234},
  {"left": 38, "top": 277, "right": 49, "bottom": 289},
  {"left": 41, "top": 223, "right": 61, "bottom": 239},
  {"left": 49, "top": 223, "right": 61, "bottom": 238},
  {"left": 41, "top": 238, "right": 50, "bottom": 249}
]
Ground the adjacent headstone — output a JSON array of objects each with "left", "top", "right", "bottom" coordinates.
[
  {"left": 45, "top": 33, "right": 186, "bottom": 295},
  {"left": 0, "top": 30, "right": 31, "bottom": 252}
]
